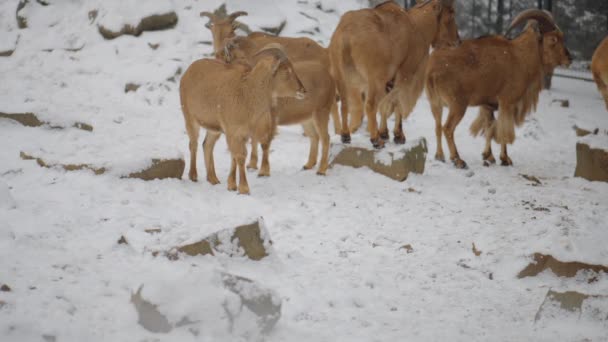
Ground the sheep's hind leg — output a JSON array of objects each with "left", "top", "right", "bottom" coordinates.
[
  {"left": 500, "top": 144, "right": 513, "bottom": 166},
  {"left": 481, "top": 108, "right": 496, "bottom": 167},
  {"left": 203, "top": 131, "right": 221, "bottom": 185},
  {"left": 314, "top": 111, "right": 330, "bottom": 176},
  {"left": 227, "top": 158, "right": 237, "bottom": 191},
  {"left": 443, "top": 104, "right": 467, "bottom": 169},
  {"left": 247, "top": 139, "right": 259, "bottom": 170},
  {"left": 186, "top": 121, "right": 200, "bottom": 182},
  {"left": 430, "top": 102, "right": 445, "bottom": 162},
  {"left": 302, "top": 121, "right": 319, "bottom": 170},
  {"left": 258, "top": 142, "right": 271, "bottom": 177}
]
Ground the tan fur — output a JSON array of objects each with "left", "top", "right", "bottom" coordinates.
[
  {"left": 179, "top": 48, "right": 306, "bottom": 194},
  {"left": 328, "top": 0, "right": 459, "bottom": 148},
  {"left": 591, "top": 36, "right": 608, "bottom": 111},
  {"left": 425, "top": 15, "right": 571, "bottom": 168},
  {"left": 202, "top": 11, "right": 344, "bottom": 135}
]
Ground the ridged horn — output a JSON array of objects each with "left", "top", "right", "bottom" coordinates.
[
  {"left": 506, "top": 9, "right": 559, "bottom": 36},
  {"left": 228, "top": 11, "right": 248, "bottom": 21},
  {"left": 200, "top": 11, "right": 215, "bottom": 19}
]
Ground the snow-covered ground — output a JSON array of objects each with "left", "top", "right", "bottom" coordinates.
[{"left": 1, "top": 1, "right": 607, "bottom": 341}]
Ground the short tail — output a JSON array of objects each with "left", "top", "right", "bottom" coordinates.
[{"left": 470, "top": 107, "right": 495, "bottom": 138}]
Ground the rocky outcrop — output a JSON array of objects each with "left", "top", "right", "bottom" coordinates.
[
  {"left": 98, "top": 12, "right": 178, "bottom": 40},
  {"left": 0, "top": 112, "right": 93, "bottom": 131},
  {"left": 20, "top": 152, "right": 184, "bottom": 181},
  {"left": 575, "top": 142, "right": 608, "bottom": 182},
  {"left": 125, "top": 159, "right": 185, "bottom": 181},
  {"left": 518, "top": 253, "right": 608, "bottom": 281},
  {"left": 169, "top": 219, "right": 271, "bottom": 261},
  {"left": 535, "top": 290, "right": 608, "bottom": 324},
  {"left": 330, "top": 138, "right": 427, "bottom": 181}
]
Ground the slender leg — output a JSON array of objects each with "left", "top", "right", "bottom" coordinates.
[
  {"left": 349, "top": 90, "right": 364, "bottom": 134},
  {"left": 186, "top": 121, "right": 200, "bottom": 182},
  {"left": 237, "top": 155, "right": 249, "bottom": 195},
  {"left": 337, "top": 82, "right": 351, "bottom": 143},
  {"left": 302, "top": 121, "right": 319, "bottom": 170},
  {"left": 392, "top": 106, "right": 405, "bottom": 144},
  {"left": 500, "top": 143, "right": 513, "bottom": 166},
  {"left": 313, "top": 110, "right": 331, "bottom": 175},
  {"left": 365, "top": 83, "right": 384, "bottom": 148},
  {"left": 480, "top": 108, "right": 496, "bottom": 167},
  {"left": 247, "top": 139, "right": 259, "bottom": 170},
  {"left": 330, "top": 99, "right": 341, "bottom": 135},
  {"left": 203, "top": 131, "right": 222, "bottom": 185},
  {"left": 227, "top": 157, "right": 237, "bottom": 191},
  {"left": 258, "top": 142, "right": 271, "bottom": 177},
  {"left": 378, "top": 101, "right": 391, "bottom": 140},
  {"left": 430, "top": 102, "right": 445, "bottom": 162},
  {"left": 443, "top": 104, "right": 467, "bottom": 169}
]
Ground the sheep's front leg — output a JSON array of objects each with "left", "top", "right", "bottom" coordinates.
[
  {"left": 203, "top": 131, "right": 222, "bottom": 185},
  {"left": 237, "top": 156, "right": 249, "bottom": 195},
  {"left": 302, "top": 121, "right": 319, "bottom": 170},
  {"left": 227, "top": 158, "right": 237, "bottom": 192},
  {"left": 247, "top": 139, "right": 259, "bottom": 170},
  {"left": 500, "top": 143, "right": 513, "bottom": 166},
  {"left": 258, "top": 142, "right": 271, "bottom": 177}
]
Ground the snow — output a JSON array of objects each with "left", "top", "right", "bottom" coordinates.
[{"left": 1, "top": 1, "right": 608, "bottom": 341}]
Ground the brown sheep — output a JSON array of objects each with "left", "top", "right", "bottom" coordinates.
[
  {"left": 179, "top": 47, "right": 306, "bottom": 194},
  {"left": 201, "top": 10, "right": 344, "bottom": 135},
  {"left": 591, "top": 36, "right": 608, "bottom": 111},
  {"left": 425, "top": 9, "right": 572, "bottom": 169},
  {"left": 223, "top": 37, "right": 334, "bottom": 175},
  {"left": 328, "top": 0, "right": 459, "bottom": 148}
]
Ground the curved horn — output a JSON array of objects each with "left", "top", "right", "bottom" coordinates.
[
  {"left": 200, "top": 11, "right": 215, "bottom": 19},
  {"left": 228, "top": 11, "right": 248, "bottom": 21},
  {"left": 506, "top": 9, "right": 559, "bottom": 36},
  {"left": 253, "top": 44, "right": 289, "bottom": 66}
]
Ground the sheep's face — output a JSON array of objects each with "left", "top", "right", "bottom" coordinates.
[
  {"left": 433, "top": 4, "right": 460, "bottom": 48},
  {"left": 542, "top": 31, "right": 572, "bottom": 70},
  {"left": 206, "top": 18, "right": 237, "bottom": 54},
  {"left": 272, "top": 61, "right": 307, "bottom": 100}
]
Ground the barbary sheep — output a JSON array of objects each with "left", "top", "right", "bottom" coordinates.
[
  {"left": 329, "top": 0, "right": 459, "bottom": 148},
  {"left": 179, "top": 46, "right": 306, "bottom": 194},
  {"left": 425, "top": 9, "right": 571, "bottom": 169},
  {"left": 592, "top": 36, "right": 608, "bottom": 111},
  {"left": 201, "top": 10, "right": 343, "bottom": 136}
]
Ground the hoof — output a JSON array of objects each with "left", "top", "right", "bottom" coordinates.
[
  {"left": 227, "top": 184, "right": 237, "bottom": 192},
  {"left": 435, "top": 154, "right": 446, "bottom": 163},
  {"left": 371, "top": 138, "right": 385, "bottom": 149},
  {"left": 341, "top": 133, "right": 351, "bottom": 144},
  {"left": 238, "top": 187, "right": 250, "bottom": 195},
  {"left": 500, "top": 159, "right": 513, "bottom": 167},
  {"left": 302, "top": 163, "right": 315, "bottom": 170},
  {"left": 257, "top": 172, "right": 270, "bottom": 178},
  {"left": 452, "top": 159, "right": 468, "bottom": 169},
  {"left": 379, "top": 130, "right": 390, "bottom": 140},
  {"left": 393, "top": 135, "right": 406, "bottom": 145},
  {"left": 316, "top": 170, "right": 327, "bottom": 176},
  {"left": 483, "top": 161, "right": 491, "bottom": 167},
  {"left": 206, "top": 177, "right": 220, "bottom": 185},
  {"left": 246, "top": 164, "right": 258, "bottom": 171},
  {"left": 189, "top": 172, "right": 198, "bottom": 182}
]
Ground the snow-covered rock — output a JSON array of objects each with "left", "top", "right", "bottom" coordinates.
[
  {"left": 575, "top": 133, "right": 608, "bottom": 182},
  {"left": 330, "top": 137, "right": 427, "bottom": 181}
]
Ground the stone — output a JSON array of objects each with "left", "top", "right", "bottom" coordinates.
[
  {"left": 124, "top": 83, "right": 140, "bottom": 93},
  {"left": 535, "top": 290, "right": 608, "bottom": 324},
  {"left": 125, "top": 158, "right": 185, "bottom": 181},
  {"left": 0, "top": 112, "right": 93, "bottom": 131},
  {"left": 16, "top": 0, "right": 28, "bottom": 29},
  {"left": 518, "top": 253, "right": 608, "bottom": 280},
  {"left": 575, "top": 142, "right": 608, "bottom": 182},
  {"left": 0, "top": 284, "right": 11, "bottom": 292},
  {"left": 221, "top": 273, "right": 282, "bottom": 334},
  {"left": 330, "top": 138, "right": 427, "bottom": 181},
  {"left": 98, "top": 12, "right": 178, "bottom": 40},
  {"left": 131, "top": 286, "right": 172, "bottom": 333},
  {"left": 172, "top": 219, "right": 271, "bottom": 261},
  {"left": 261, "top": 21, "right": 286, "bottom": 36},
  {"left": 21, "top": 152, "right": 184, "bottom": 181}
]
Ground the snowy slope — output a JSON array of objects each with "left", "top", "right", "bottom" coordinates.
[{"left": 1, "top": 1, "right": 607, "bottom": 341}]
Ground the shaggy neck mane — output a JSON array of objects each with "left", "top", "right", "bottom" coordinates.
[{"left": 408, "top": 1, "right": 441, "bottom": 48}]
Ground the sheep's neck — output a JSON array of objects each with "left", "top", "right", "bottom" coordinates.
[
  {"left": 512, "top": 31, "right": 544, "bottom": 78},
  {"left": 242, "top": 65, "right": 274, "bottom": 117},
  {"left": 408, "top": 4, "right": 440, "bottom": 49}
]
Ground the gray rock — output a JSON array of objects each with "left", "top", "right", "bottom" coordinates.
[
  {"left": 98, "top": 12, "right": 178, "bottom": 40},
  {"left": 535, "top": 290, "right": 608, "bottom": 323},
  {"left": 131, "top": 286, "right": 172, "bottom": 333},
  {"left": 330, "top": 138, "right": 427, "bottom": 181},
  {"left": 575, "top": 142, "right": 608, "bottom": 182},
  {"left": 125, "top": 158, "right": 185, "bottom": 181},
  {"left": 172, "top": 219, "right": 271, "bottom": 261},
  {"left": 0, "top": 112, "right": 92, "bottom": 131}
]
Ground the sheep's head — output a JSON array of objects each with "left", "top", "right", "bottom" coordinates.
[
  {"left": 507, "top": 9, "right": 572, "bottom": 70},
  {"left": 254, "top": 44, "right": 307, "bottom": 100},
  {"left": 417, "top": 0, "right": 460, "bottom": 48},
  {"left": 220, "top": 37, "right": 249, "bottom": 63},
  {"left": 201, "top": 10, "right": 248, "bottom": 53}
]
